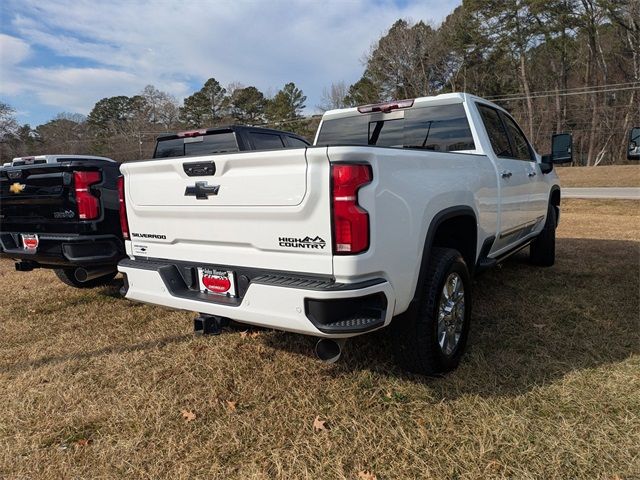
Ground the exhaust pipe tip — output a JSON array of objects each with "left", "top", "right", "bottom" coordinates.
[
  {"left": 315, "top": 338, "right": 344, "bottom": 364},
  {"left": 74, "top": 266, "right": 116, "bottom": 283},
  {"left": 75, "top": 267, "right": 90, "bottom": 282}
]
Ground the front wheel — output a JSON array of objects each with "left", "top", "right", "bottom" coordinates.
[
  {"left": 392, "top": 247, "right": 472, "bottom": 376},
  {"left": 529, "top": 204, "right": 557, "bottom": 267}
]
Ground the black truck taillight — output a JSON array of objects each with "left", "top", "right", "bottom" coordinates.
[
  {"left": 74, "top": 171, "right": 101, "bottom": 220},
  {"left": 331, "top": 163, "right": 372, "bottom": 255},
  {"left": 117, "top": 176, "right": 129, "bottom": 239}
]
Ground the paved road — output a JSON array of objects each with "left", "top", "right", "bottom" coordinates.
[{"left": 563, "top": 187, "right": 640, "bottom": 200}]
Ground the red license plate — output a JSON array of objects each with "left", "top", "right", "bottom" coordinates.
[
  {"left": 198, "top": 268, "right": 236, "bottom": 296},
  {"left": 21, "top": 234, "right": 39, "bottom": 251}
]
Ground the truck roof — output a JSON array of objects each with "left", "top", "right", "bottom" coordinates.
[
  {"left": 320, "top": 92, "right": 501, "bottom": 121},
  {"left": 155, "top": 125, "right": 308, "bottom": 142},
  {"left": 8, "top": 154, "right": 115, "bottom": 167}
]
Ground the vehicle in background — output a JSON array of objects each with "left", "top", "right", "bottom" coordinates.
[
  {"left": 117, "top": 93, "right": 570, "bottom": 375},
  {"left": 628, "top": 127, "right": 640, "bottom": 161},
  {"left": 1, "top": 155, "right": 124, "bottom": 287},
  {"left": 153, "top": 125, "right": 310, "bottom": 159}
]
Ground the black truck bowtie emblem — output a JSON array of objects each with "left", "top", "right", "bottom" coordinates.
[{"left": 184, "top": 181, "right": 220, "bottom": 199}]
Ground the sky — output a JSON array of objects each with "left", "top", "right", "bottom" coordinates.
[{"left": 0, "top": 0, "right": 461, "bottom": 127}]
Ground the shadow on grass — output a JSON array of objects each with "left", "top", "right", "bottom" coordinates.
[
  {"left": 3, "top": 334, "right": 192, "bottom": 373},
  {"left": 98, "top": 277, "right": 124, "bottom": 298},
  {"left": 264, "top": 237, "right": 640, "bottom": 397}
]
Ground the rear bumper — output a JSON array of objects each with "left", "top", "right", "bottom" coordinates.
[
  {"left": 118, "top": 258, "right": 395, "bottom": 338},
  {"left": 0, "top": 232, "right": 124, "bottom": 268}
]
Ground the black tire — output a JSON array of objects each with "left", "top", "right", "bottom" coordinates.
[
  {"left": 529, "top": 204, "right": 557, "bottom": 267},
  {"left": 392, "top": 247, "right": 472, "bottom": 376},
  {"left": 54, "top": 268, "right": 117, "bottom": 289}
]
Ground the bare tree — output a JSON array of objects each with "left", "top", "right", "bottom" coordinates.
[
  {"left": 0, "top": 102, "right": 18, "bottom": 139},
  {"left": 317, "top": 81, "right": 348, "bottom": 111}
]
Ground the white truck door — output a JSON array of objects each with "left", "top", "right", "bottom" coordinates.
[
  {"left": 500, "top": 113, "right": 548, "bottom": 223},
  {"left": 477, "top": 104, "right": 533, "bottom": 252}
]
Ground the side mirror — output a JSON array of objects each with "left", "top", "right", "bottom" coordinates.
[
  {"left": 628, "top": 127, "right": 640, "bottom": 161},
  {"left": 540, "top": 132, "right": 573, "bottom": 174},
  {"left": 551, "top": 133, "right": 573, "bottom": 164}
]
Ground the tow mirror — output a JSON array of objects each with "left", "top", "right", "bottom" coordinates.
[
  {"left": 628, "top": 127, "right": 640, "bottom": 161},
  {"left": 551, "top": 133, "right": 573, "bottom": 164},
  {"left": 541, "top": 132, "right": 573, "bottom": 173}
]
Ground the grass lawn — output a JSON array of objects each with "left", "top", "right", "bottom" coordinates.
[
  {"left": 556, "top": 164, "right": 640, "bottom": 187},
  {"left": 1, "top": 199, "right": 638, "bottom": 479}
]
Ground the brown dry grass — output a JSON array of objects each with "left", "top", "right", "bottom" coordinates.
[
  {"left": 1, "top": 199, "right": 639, "bottom": 479},
  {"left": 556, "top": 164, "right": 640, "bottom": 187}
]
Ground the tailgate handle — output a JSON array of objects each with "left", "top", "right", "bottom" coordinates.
[{"left": 183, "top": 161, "right": 215, "bottom": 177}]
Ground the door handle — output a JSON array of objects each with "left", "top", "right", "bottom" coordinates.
[
  {"left": 528, "top": 171, "right": 537, "bottom": 177},
  {"left": 501, "top": 170, "right": 512, "bottom": 178}
]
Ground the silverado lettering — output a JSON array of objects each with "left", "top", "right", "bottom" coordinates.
[{"left": 131, "top": 233, "right": 167, "bottom": 239}]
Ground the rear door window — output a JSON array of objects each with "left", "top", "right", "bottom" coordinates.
[
  {"left": 286, "top": 136, "right": 309, "bottom": 148},
  {"left": 478, "top": 105, "right": 512, "bottom": 158},
  {"left": 250, "top": 132, "right": 285, "bottom": 150}
]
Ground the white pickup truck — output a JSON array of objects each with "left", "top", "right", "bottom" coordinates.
[{"left": 117, "top": 93, "right": 571, "bottom": 375}]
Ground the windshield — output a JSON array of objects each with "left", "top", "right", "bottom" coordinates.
[{"left": 316, "top": 103, "right": 475, "bottom": 152}]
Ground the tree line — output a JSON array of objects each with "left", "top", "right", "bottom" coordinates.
[
  {"left": 1, "top": 0, "right": 638, "bottom": 165},
  {"left": 0, "top": 81, "right": 309, "bottom": 162}
]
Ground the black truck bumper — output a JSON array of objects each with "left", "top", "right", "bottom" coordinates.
[{"left": 0, "top": 232, "right": 124, "bottom": 268}]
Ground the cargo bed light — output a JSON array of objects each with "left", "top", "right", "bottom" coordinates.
[
  {"left": 357, "top": 99, "right": 414, "bottom": 114},
  {"left": 331, "top": 163, "right": 372, "bottom": 254},
  {"left": 74, "top": 171, "right": 101, "bottom": 220}
]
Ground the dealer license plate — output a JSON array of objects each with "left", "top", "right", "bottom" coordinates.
[{"left": 198, "top": 268, "right": 236, "bottom": 296}]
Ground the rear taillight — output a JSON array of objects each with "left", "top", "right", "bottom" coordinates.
[
  {"left": 74, "top": 171, "right": 101, "bottom": 220},
  {"left": 331, "top": 163, "right": 372, "bottom": 255},
  {"left": 117, "top": 176, "right": 129, "bottom": 239}
]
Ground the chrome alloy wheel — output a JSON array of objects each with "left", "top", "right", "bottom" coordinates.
[{"left": 437, "top": 272, "right": 465, "bottom": 356}]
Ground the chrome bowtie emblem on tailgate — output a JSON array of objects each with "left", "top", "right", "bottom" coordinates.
[{"left": 184, "top": 181, "right": 220, "bottom": 200}]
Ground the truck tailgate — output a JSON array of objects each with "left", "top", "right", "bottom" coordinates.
[
  {"left": 1, "top": 165, "right": 77, "bottom": 232},
  {"left": 121, "top": 148, "right": 333, "bottom": 275}
]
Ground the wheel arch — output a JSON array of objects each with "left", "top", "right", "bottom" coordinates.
[{"left": 403, "top": 206, "right": 478, "bottom": 319}]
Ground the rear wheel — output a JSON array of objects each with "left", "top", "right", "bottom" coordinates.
[
  {"left": 54, "top": 268, "right": 116, "bottom": 289},
  {"left": 529, "top": 204, "right": 557, "bottom": 267},
  {"left": 392, "top": 247, "right": 471, "bottom": 376}
]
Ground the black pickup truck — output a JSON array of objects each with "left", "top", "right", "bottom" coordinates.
[
  {"left": 0, "top": 155, "right": 124, "bottom": 287},
  {"left": 0, "top": 126, "right": 309, "bottom": 287}
]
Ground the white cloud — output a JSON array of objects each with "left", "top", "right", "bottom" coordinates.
[
  {"left": 2, "top": 0, "right": 461, "bottom": 122},
  {"left": 0, "top": 34, "right": 32, "bottom": 95},
  {"left": 0, "top": 33, "right": 31, "bottom": 65}
]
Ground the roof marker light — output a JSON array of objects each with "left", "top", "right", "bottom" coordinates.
[{"left": 177, "top": 129, "right": 207, "bottom": 138}]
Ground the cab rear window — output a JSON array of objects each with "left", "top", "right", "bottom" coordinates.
[
  {"left": 154, "top": 132, "right": 239, "bottom": 158},
  {"left": 316, "top": 103, "right": 475, "bottom": 152}
]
